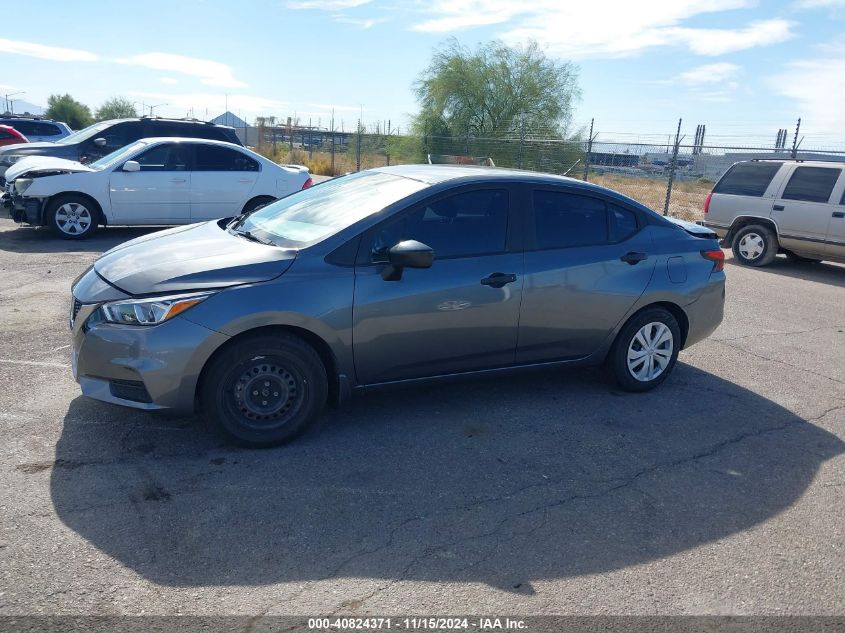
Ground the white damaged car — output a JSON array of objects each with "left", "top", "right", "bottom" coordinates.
[{"left": 1, "top": 138, "right": 312, "bottom": 239}]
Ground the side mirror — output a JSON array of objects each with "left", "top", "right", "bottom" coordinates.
[
  {"left": 122, "top": 160, "right": 140, "bottom": 172},
  {"left": 382, "top": 240, "right": 433, "bottom": 281},
  {"left": 93, "top": 137, "right": 107, "bottom": 148}
]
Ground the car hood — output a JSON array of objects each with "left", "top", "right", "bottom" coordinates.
[
  {"left": 0, "top": 141, "right": 70, "bottom": 157},
  {"left": 5, "top": 156, "right": 93, "bottom": 180},
  {"left": 94, "top": 221, "right": 297, "bottom": 295}
]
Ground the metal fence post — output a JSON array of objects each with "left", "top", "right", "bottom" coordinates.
[
  {"left": 516, "top": 112, "right": 526, "bottom": 169},
  {"left": 663, "top": 118, "right": 682, "bottom": 216},
  {"left": 330, "top": 111, "right": 336, "bottom": 175},
  {"left": 356, "top": 119, "right": 362, "bottom": 172},
  {"left": 791, "top": 117, "right": 801, "bottom": 159},
  {"left": 582, "top": 117, "right": 594, "bottom": 181}
]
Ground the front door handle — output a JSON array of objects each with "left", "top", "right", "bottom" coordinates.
[
  {"left": 773, "top": 204, "right": 785, "bottom": 211},
  {"left": 620, "top": 251, "right": 648, "bottom": 265},
  {"left": 238, "top": 178, "right": 254, "bottom": 183},
  {"left": 480, "top": 272, "right": 517, "bottom": 288},
  {"left": 170, "top": 178, "right": 187, "bottom": 183},
  {"left": 833, "top": 211, "right": 845, "bottom": 219}
]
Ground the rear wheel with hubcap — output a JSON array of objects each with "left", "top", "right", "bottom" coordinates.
[
  {"left": 731, "top": 224, "right": 777, "bottom": 267},
  {"left": 46, "top": 194, "right": 99, "bottom": 239},
  {"left": 607, "top": 307, "right": 681, "bottom": 392},
  {"left": 201, "top": 333, "right": 328, "bottom": 447}
]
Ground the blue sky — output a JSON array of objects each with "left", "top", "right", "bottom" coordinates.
[{"left": 2, "top": 0, "right": 845, "bottom": 148}]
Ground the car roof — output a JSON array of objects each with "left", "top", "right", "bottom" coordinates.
[
  {"left": 134, "top": 137, "right": 247, "bottom": 147},
  {"left": 98, "top": 117, "right": 236, "bottom": 130},
  {"left": 745, "top": 159, "right": 845, "bottom": 167},
  {"left": 373, "top": 164, "right": 613, "bottom": 193}
]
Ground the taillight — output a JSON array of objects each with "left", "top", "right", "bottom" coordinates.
[
  {"left": 701, "top": 248, "right": 724, "bottom": 272},
  {"left": 302, "top": 177, "right": 313, "bottom": 189},
  {"left": 703, "top": 192, "right": 713, "bottom": 214}
]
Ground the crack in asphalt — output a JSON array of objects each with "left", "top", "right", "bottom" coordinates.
[{"left": 713, "top": 325, "right": 845, "bottom": 343}]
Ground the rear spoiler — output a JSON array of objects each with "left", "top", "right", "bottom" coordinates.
[{"left": 665, "top": 216, "right": 718, "bottom": 239}]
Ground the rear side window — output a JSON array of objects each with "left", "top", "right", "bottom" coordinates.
[
  {"left": 713, "top": 162, "right": 782, "bottom": 197},
  {"left": 781, "top": 166, "right": 841, "bottom": 203},
  {"left": 371, "top": 189, "right": 509, "bottom": 260},
  {"left": 532, "top": 191, "right": 608, "bottom": 249},
  {"left": 0, "top": 129, "right": 11, "bottom": 139},
  {"left": 194, "top": 144, "right": 258, "bottom": 171},
  {"left": 608, "top": 203, "right": 639, "bottom": 242}
]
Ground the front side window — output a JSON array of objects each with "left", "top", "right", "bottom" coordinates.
[
  {"left": 532, "top": 191, "right": 608, "bottom": 249},
  {"left": 781, "top": 166, "right": 841, "bottom": 203},
  {"left": 713, "top": 162, "right": 782, "bottom": 197},
  {"left": 194, "top": 145, "right": 258, "bottom": 171},
  {"left": 371, "top": 189, "right": 509, "bottom": 260},
  {"left": 134, "top": 143, "right": 190, "bottom": 171}
]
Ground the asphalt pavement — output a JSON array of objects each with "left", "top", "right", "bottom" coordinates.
[{"left": 0, "top": 218, "right": 843, "bottom": 616}]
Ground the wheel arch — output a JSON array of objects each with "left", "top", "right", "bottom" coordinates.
[
  {"left": 195, "top": 324, "right": 341, "bottom": 410},
  {"left": 623, "top": 301, "right": 690, "bottom": 350},
  {"left": 241, "top": 195, "right": 276, "bottom": 214},
  {"left": 44, "top": 191, "right": 105, "bottom": 226},
  {"left": 725, "top": 215, "right": 778, "bottom": 244}
]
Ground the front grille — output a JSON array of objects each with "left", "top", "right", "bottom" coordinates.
[
  {"left": 70, "top": 297, "right": 83, "bottom": 329},
  {"left": 109, "top": 379, "right": 153, "bottom": 404}
]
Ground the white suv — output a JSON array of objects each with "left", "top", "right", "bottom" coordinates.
[{"left": 702, "top": 159, "right": 845, "bottom": 266}]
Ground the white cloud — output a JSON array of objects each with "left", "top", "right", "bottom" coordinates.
[
  {"left": 120, "top": 53, "right": 246, "bottom": 88},
  {"left": 332, "top": 14, "right": 388, "bottom": 28},
  {"left": 287, "top": 0, "right": 372, "bottom": 8},
  {"left": 795, "top": 0, "right": 845, "bottom": 7},
  {"left": 411, "top": 1, "right": 794, "bottom": 58},
  {"left": 159, "top": 77, "right": 178, "bottom": 85},
  {"left": 0, "top": 38, "right": 98, "bottom": 62},
  {"left": 677, "top": 62, "right": 741, "bottom": 84},
  {"left": 770, "top": 48, "right": 845, "bottom": 132}
]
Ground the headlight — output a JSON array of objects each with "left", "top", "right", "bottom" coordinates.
[
  {"left": 13, "top": 178, "right": 33, "bottom": 194},
  {"left": 100, "top": 291, "right": 214, "bottom": 326}
]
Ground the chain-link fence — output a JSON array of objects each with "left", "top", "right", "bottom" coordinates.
[{"left": 247, "top": 119, "right": 845, "bottom": 222}]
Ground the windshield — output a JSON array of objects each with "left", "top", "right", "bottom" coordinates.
[
  {"left": 235, "top": 171, "right": 428, "bottom": 248},
  {"left": 89, "top": 141, "right": 147, "bottom": 170},
  {"left": 57, "top": 121, "right": 113, "bottom": 145}
]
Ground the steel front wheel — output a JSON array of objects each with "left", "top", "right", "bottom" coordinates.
[
  {"left": 201, "top": 333, "right": 328, "bottom": 447},
  {"left": 607, "top": 308, "right": 681, "bottom": 392},
  {"left": 46, "top": 195, "right": 99, "bottom": 239},
  {"left": 731, "top": 224, "right": 777, "bottom": 267}
]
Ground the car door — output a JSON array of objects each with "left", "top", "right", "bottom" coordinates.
[
  {"left": 516, "top": 188, "right": 656, "bottom": 364},
  {"left": 108, "top": 142, "right": 192, "bottom": 224},
  {"left": 772, "top": 165, "right": 842, "bottom": 257},
  {"left": 352, "top": 186, "right": 523, "bottom": 385},
  {"left": 190, "top": 143, "right": 259, "bottom": 220}
]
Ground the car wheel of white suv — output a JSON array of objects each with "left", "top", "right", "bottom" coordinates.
[{"left": 731, "top": 224, "right": 778, "bottom": 267}]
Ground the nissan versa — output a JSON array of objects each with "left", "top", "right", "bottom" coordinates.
[{"left": 70, "top": 165, "right": 726, "bottom": 447}]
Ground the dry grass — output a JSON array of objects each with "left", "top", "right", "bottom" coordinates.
[
  {"left": 257, "top": 146, "right": 393, "bottom": 176},
  {"left": 588, "top": 174, "right": 712, "bottom": 221}
]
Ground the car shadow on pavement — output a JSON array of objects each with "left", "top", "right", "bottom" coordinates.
[
  {"left": 0, "top": 224, "right": 166, "bottom": 254},
  {"left": 726, "top": 254, "right": 845, "bottom": 289},
  {"left": 49, "top": 362, "right": 844, "bottom": 591}
]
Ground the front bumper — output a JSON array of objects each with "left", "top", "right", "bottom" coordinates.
[
  {"left": 71, "top": 304, "right": 230, "bottom": 412},
  {"left": 2, "top": 191, "right": 45, "bottom": 224}
]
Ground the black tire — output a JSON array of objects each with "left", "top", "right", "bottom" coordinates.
[
  {"left": 731, "top": 224, "right": 778, "bottom": 267},
  {"left": 785, "top": 251, "right": 822, "bottom": 264},
  {"left": 45, "top": 194, "right": 99, "bottom": 239},
  {"left": 242, "top": 196, "right": 276, "bottom": 214},
  {"left": 606, "top": 307, "right": 681, "bottom": 393},
  {"left": 200, "top": 333, "right": 328, "bottom": 448}
]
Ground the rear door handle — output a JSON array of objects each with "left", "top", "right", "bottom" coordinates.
[
  {"left": 773, "top": 204, "right": 785, "bottom": 211},
  {"left": 170, "top": 178, "right": 187, "bottom": 183},
  {"left": 833, "top": 211, "right": 845, "bottom": 218},
  {"left": 620, "top": 251, "right": 648, "bottom": 265},
  {"left": 238, "top": 178, "right": 253, "bottom": 183},
  {"left": 480, "top": 272, "right": 517, "bottom": 288}
]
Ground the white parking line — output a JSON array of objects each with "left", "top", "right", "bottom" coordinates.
[{"left": 0, "top": 359, "right": 69, "bottom": 369}]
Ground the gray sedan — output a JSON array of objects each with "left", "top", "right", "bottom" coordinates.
[{"left": 70, "top": 165, "right": 725, "bottom": 446}]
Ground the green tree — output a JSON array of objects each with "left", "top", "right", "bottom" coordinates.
[
  {"left": 44, "top": 94, "right": 93, "bottom": 130},
  {"left": 95, "top": 97, "right": 137, "bottom": 121},
  {"left": 415, "top": 38, "right": 580, "bottom": 135}
]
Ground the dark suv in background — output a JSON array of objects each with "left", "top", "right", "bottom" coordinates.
[{"left": 0, "top": 117, "right": 243, "bottom": 183}]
